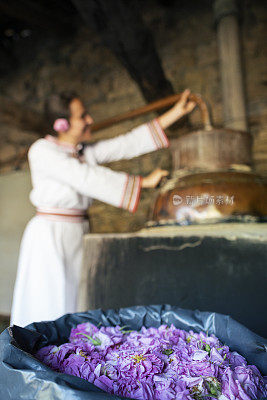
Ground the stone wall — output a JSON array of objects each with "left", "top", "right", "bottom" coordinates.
[
  {"left": 0, "top": 0, "right": 266, "bottom": 234},
  {"left": 0, "top": 171, "right": 34, "bottom": 315}
]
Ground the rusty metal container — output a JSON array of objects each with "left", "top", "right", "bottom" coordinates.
[
  {"left": 150, "top": 94, "right": 266, "bottom": 225},
  {"left": 171, "top": 128, "right": 252, "bottom": 171},
  {"left": 152, "top": 171, "right": 267, "bottom": 224},
  {"left": 171, "top": 94, "right": 252, "bottom": 170}
]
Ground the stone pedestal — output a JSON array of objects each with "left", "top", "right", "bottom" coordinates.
[{"left": 79, "top": 223, "right": 267, "bottom": 336}]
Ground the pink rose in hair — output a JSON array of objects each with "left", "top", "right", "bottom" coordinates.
[{"left": 53, "top": 118, "right": 69, "bottom": 132}]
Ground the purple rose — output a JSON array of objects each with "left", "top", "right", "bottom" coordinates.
[{"left": 35, "top": 322, "right": 267, "bottom": 400}]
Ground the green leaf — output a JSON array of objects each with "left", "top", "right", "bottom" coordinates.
[
  {"left": 75, "top": 332, "right": 101, "bottom": 346},
  {"left": 122, "top": 330, "right": 134, "bottom": 334},
  {"left": 162, "top": 349, "right": 174, "bottom": 356},
  {"left": 119, "top": 326, "right": 135, "bottom": 334},
  {"left": 205, "top": 344, "right": 211, "bottom": 353},
  {"left": 119, "top": 326, "right": 129, "bottom": 331},
  {"left": 219, "top": 353, "right": 227, "bottom": 366},
  {"left": 204, "top": 377, "right": 221, "bottom": 399}
]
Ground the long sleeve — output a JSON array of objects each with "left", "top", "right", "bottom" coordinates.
[
  {"left": 29, "top": 141, "right": 142, "bottom": 213},
  {"left": 85, "top": 117, "right": 169, "bottom": 165}
]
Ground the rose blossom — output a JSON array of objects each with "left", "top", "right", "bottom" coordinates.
[{"left": 35, "top": 323, "right": 267, "bottom": 400}]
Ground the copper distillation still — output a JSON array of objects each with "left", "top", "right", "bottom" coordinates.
[
  {"left": 91, "top": 92, "right": 267, "bottom": 226},
  {"left": 149, "top": 93, "right": 267, "bottom": 226}
]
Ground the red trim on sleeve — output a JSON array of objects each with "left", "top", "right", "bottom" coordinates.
[
  {"left": 147, "top": 122, "right": 159, "bottom": 149},
  {"left": 120, "top": 173, "right": 130, "bottom": 208},
  {"left": 131, "top": 176, "right": 143, "bottom": 214},
  {"left": 153, "top": 118, "right": 170, "bottom": 148}
]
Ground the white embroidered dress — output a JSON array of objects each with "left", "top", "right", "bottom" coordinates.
[{"left": 10, "top": 119, "right": 169, "bottom": 327}]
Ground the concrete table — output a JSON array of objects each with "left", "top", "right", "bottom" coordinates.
[{"left": 79, "top": 223, "right": 267, "bottom": 337}]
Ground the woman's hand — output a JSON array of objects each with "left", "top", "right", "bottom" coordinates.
[
  {"left": 141, "top": 168, "right": 169, "bottom": 188},
  {"left": 172, "top": 89, "right": 196, "bottom": 118},
  {"left": 157, "top": 89, "right": 196, "bottom": 129}
]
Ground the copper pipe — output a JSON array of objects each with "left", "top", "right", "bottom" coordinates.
[
  {"left": 0, "top": 94, "right": 212, "bottom": 170},
  {"left": 91, "top": 93, "right": 212, "bottom": 132}
]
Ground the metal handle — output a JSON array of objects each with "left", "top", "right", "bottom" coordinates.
[
  {"left": 187, "top": 93, "right": 213, "bottom": 131},
  {"left": 91, "top": 92, "right": 213, "bottom": 132}
]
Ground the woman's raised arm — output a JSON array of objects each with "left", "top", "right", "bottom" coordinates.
[{"left": 85, "top": 89, "right": 195, "bottom": 165}]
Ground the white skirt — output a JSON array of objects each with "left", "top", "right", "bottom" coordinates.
[{"left": 10, "top": 215, "right": 89, "bottom": 327}]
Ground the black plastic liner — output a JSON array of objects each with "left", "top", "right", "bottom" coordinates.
[{"left": 0, "top": 305, "right": 266, "bottom": 399}]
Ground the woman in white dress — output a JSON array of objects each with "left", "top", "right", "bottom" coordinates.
[{"left": 10, "top": 89, "right": 196, "bottom": 327}]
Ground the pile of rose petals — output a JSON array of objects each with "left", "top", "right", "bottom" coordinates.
[{"left": 35, "top": 322, "right": 267, "bottom": 399}]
